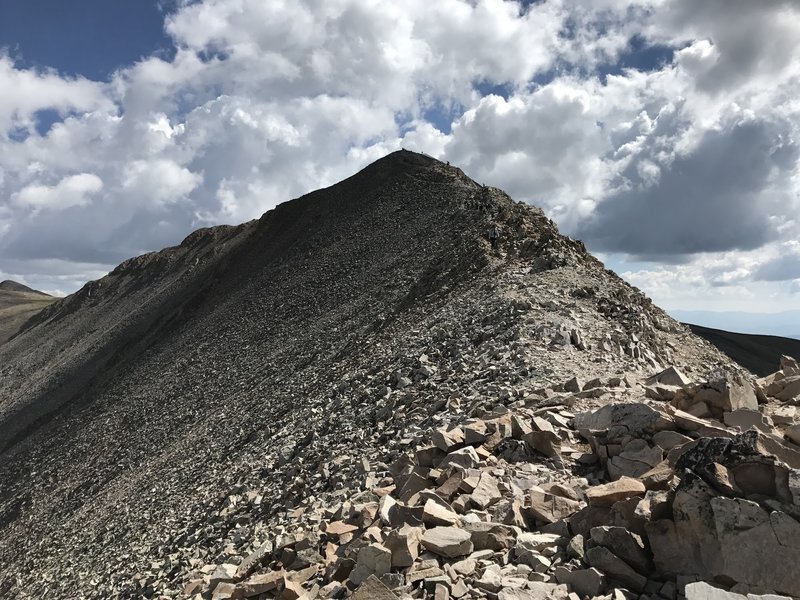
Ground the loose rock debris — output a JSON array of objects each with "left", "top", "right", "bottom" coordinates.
[{"left": 180, "top": 359, "right": 800, "bottom": 600}]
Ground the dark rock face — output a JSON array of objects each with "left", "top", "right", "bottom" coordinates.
[{"left": 0, "top": 151, "right": 748, "bottom": 598}]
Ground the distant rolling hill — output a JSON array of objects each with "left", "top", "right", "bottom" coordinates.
[
  {"left": 686, "top": 322, "right": 800, "bottom": 377},
  {"left": 0, "top": 280, "right": 56, "bottom": 345},
  {"left": 672, "top": 308, "right": 800, "bottom": 339}
]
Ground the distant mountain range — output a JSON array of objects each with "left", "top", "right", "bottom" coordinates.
[
  {"left": 0, "top": 280, "right": 42, "bottom": 295},
  {"left": 686, "top": 323, "right": 800, "bottom": 377},
  {"left": 671, "top": 308, "right": 800, "bottom": 340}
]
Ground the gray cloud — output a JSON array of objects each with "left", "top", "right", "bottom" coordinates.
[
  {"left": 444, "top": 86, "right": 610, "bottom": 205},
  {"left": 649, "top": 0, "right": 800, "bottom": 95},
  {"left": 0, "top": 257, "right": 111, "bottom": 296},
  {"left": 577, "top": 120, "right": 799, "bottom": 256},
  {"left": 753, "top": 254, "right": 800, "bottom": 282}
]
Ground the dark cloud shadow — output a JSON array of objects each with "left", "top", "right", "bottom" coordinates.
[
  {"left": 753, "top": 253, "right": 800, "bottom": 282},
  {"left": 578, "top": 120, "right": 798, "bottom": 256}
]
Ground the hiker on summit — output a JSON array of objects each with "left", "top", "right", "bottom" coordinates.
[{"left": 488, "top": 225, "right": 499, "bottom": 249}]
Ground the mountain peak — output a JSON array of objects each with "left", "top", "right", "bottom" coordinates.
[
  {"left": 380, "top": 147, "right": 439, "bottom": 165},
  {"left": 364, "top": 149, "right": 445, "bottom": 172},
  {"left": 336, "top": 149, "right": 477, "bottom": 194},
  {"left": 0, "top": 152, "right": 749, "bottom": 599}
]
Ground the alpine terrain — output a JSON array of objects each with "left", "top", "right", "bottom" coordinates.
[{"left": 1, "top": 151, "right": 799, "bottom": 600}]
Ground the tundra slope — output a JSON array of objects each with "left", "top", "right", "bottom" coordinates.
[
  {"left": 0, "top": 151, "right": 737, "bottom": 598},
  {"left": 0, "top": 280, "right": 55, "bottom": 345}
]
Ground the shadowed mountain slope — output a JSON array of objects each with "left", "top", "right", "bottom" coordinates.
[
  {"left": 0, "top": 152, "right": 488, "bottom": 451},
  {"left": 0, "top": 151, "right": 736, "bottom": 598},
  {"left": 686, "top": 323, "right": 800, "bottom": 377},
  {"left": 0, "top": 280, "right": 55, "bottom": 345}
]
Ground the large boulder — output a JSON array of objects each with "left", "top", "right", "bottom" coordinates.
[
  {"left": 684, "top": 581, "right": 792, "bottom": 600},
  {"left": 572, "top": 403, "right": 674, "bottom": 436},
  {"left": 710, "top": 498, "right": 800, "bottom": 596},
  {"left": 589, "top": 526, "right": 652, "bottom": 575},
  {"left": 352, "top": 575, "right": 399, "bottom": 600},
  {"left": 385, "top": 525, "right": 423, "bottom": 567},
  {"left": 781, "top": 355, "right": 800, "bottom": 377},
  {"left": 647, "top": 473, "right": 800, "bottom": 597},
  {"left": 554, "top": 566, "right": 606, "bottom": 597},
  {"left": 585, "top": 477, "right": 646, "bottom": 507},
  {"left": 676, "top": 371, "right": 759, "bottom": 418},
  {"left": 349, "top": 543, "right": 392, "bottom": 585},
  {"left": 526, "top": 487, "right": 582, "bottom": 524},
  {"left": 585, "top": 545, "right": 647, "bottom": 592},
  {"left": 421, "top": 527, "right": 473, "bottom": 558},
  {"left": 646, "top": 366, "right": 693, "bottom": 387},
  {"left": 775, "top": 377, "right": 800, "bottom": 402}
]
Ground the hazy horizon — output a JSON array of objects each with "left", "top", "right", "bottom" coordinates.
[{"left": 669, "top": 308, "right": 800, "bottom": 340}]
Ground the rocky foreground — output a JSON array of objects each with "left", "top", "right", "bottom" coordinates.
[
  {"left": 0, "top": 151, "right": 798, "bottom": 600},
  {"left": 176, "top": 357, "right": 800, "bottom": 600}
]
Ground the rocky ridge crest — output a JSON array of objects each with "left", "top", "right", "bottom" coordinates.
[{"left": 0, "top": 151, "right": 792, "bottom": 600}]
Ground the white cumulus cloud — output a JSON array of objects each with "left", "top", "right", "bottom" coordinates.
[
  {"left": 0, "top": 0, "right": 798, "bottom": 316},
  {"left": 13, "top": 173, "right": 104, "bottom": 211},
  {"left": 0, "top": 56, "right": 112, "bottom": 135},
  {"left": 122, "top": 160, "right": 202, "bottom": 206}
]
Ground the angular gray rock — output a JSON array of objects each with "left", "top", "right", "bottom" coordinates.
[
  {"left": 589, "top": 526, "right": 651, "bottom": 575},
  {"left": 585, "top": 477, "right": 646, "bottom": 507},
  {"left": 554, "top": 566, "right": 606, "bottom": 597},
  {"left": 350, "top": 543, "right": 393, "bottom": 585},
  {"left": 421, "top": 527, "right": 474, "bottom": 558},
  {"left": 684, "top": 581, "right": 792, "bottom": 600},
  {"left": 352, "top": 575, "right": 400, "bottom": 600},
  {"left": 585, "top": 546, "right": 647, "bottom": 592}
]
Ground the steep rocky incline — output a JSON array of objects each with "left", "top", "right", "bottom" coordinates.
[
  {"left": 0, "top": 223, "right": 252, "bottom": 451},
  {"left": 0, "top": 150, "right": 790, "bottom": 600}
]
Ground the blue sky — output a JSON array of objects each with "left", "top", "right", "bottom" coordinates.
[
  {"left": 0, "top": 1, "right": 173, "bottom": 80},
  {"left": 2, "top": 1, "right": 670, "bottom": 136},
  {"left": 1, "top": 0, "right": 175, "bottom": 136},
  {"left": 0, "top": 0, "right": 799, "bottom": 333}
]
